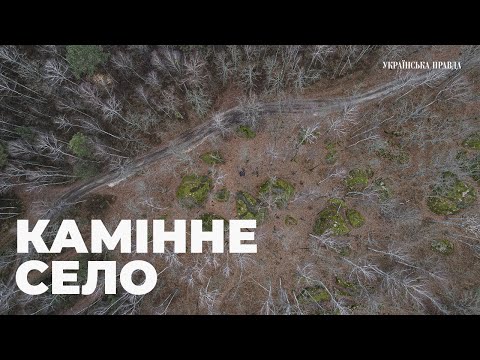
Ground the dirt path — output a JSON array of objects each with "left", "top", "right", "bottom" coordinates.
[{"left": 46, "top": 71, "right": 444, "bottom": 218}]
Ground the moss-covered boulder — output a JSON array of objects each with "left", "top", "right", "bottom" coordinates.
[
  {"left": 313, "top": 198, "right": 365, "bottom": 236},
  {"left": 200, "top": 213, "right": 228, "bottom": 232},
  {"left": 285, "top": 215, "right": 298, "bottom": 226},
  {"left": 346, "top": 209, "right": 365, "bottom": 228},
  {"left": 328, "top": 198, "right": 346, "bottom": 208},
  {"left": 214, "top": 188, "right": 230, "bottom": 202},
  {"left": 431, "top": 239, "right": 454, "bottom": 255},
  {"left": 237, "top": 125, "right": 256, "bottom": 139},
  {"left": 236, "top": 191, "right": 267, "bottom": 223},
  {"left": 299, "top": 286, "right": 330, "bottom": 303},
  {"left": 373, "top": 178, "right": 392, "bottom": 201},
  {"left": 200, "top": 151, "right": 224, "bottom": 165},
  {"left": 176, "top": 174, "right": 212, "bottom": 208},
  {"left": 427, "top": 172, "right": 476, "bottom": 215},
  {"left": 463, "top": 131, "right": 480, "bottom": 150},
  {"left": 313, "top": 198, "right": 350, "bottom": 236},
  {"left": 259, "top": 178, "right": 295, "bottom": 207},
  {"left": 345, "top": 168, "right": 373, "bottom": 192}
]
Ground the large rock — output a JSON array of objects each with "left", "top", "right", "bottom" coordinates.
[
  {"left": 313, "top": 198, "right": 365, "bottom": 236},
  {"left": 427, "top": 172, "right": 476, "bottom": 215},
  {"left": 313, "top": 198, "right": 350, "bottom": 236},
  {"left": 200, "top": 213, "right": 228, "bottom": 232},
  {"left": 431, "top": 239, "right": 454, "bottom": 255},
  {"left": 259, "top": 178, "right": 295, "bottom": 208},
  {"left": 176, "top": 174, "right": 212, "bottom": 208},
  {"left": 200, "top": 151, "right": 224, "bottom": 165},
  {"left": 345, "top": 168, "right": 374, "bottom": 192},
  {"left": 236, "top": 191, "right": 267, "bottom": 224},
  {"left": 463, "top": 131, "right": 480, "bottom": 150}
]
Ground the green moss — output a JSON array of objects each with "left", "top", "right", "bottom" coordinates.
[
  {"left": 373, "top": 178, "right": 392, "bottom": 201},
  {"left": 346, "top": 209, "right": 365, "bottom": 228},
  {"left": 299, "top": 286, "right": 330, "bottom": 303},
  {"left": 463, "top": 131, "right": 480, "bottom": 150},
  {"left": 431, "top": 239, "right": 454, "bottom": 255},
  {"left": 236, "top": 191, "right": 267, "bottom": 223},
  {"left": 326, "top": 142, "right": 336, "bottom": 151},
  {"left": 326, "top": 152, "right": 337, "bottom": 164},
  {"left": 200, "top": 213, "right": 228, "bottom": 232},
  {"left": 345, "top": 168, "right": 373, "bottom": 192},
  {"left": 336, "top": 277, "right": 355, "bottom": 289},
  {"left": 335, "top": 277, "right": 357, "bottom": 297},
  {"left": 313, "top": 198, "right": 366, "bottom": 236},
  {"left": 427, "top": 172, "right": 476, "bottom": 215},
  {"left": 427, "top": 197, "right": 459, "bottom": 215},
  {"left": 313, "top": 200, "right": 350, "bottom": 236},
  {"left": 285, "top": 215, "right": 298, "bottom": 226},
  {"left": 325, "top": 142, "right": 337, "bottom": 164},
  {"left": 258, "top": 178, "right": 295, "bottom": 207},
  {"left": 0, "top": 143, "right": 7, "bottom": 169},
  {"left": 237, "top": 125, "right": 256, "bottom": 139},
  {"left": 214, "top": 188, "right": 230, "bottom": 202},
  {"left": 328, "top": 198, "right": 346, "bottom": 208},
  {"left": 200, "top": 151, "right": 224, "bottom": 165},
  {"left": 176, "top": 174, "right": 213, "bottom": 208}
]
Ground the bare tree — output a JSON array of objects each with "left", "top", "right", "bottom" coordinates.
[
  {"left": 185, "top": 87, "right": 211, "bottom": 117},
  {"left": 257, "top": 280, "right": 276, "bottom": 315},
  {"left": 326, "top": 105, "right": 358, "bottom": 140},
  {"left": 43, "top": 59, "right": 72, "bottom": 86},
  {"left": 199, "top": 278, "right": 219, "bottom": 315},
  {"left": 214, "top": 50, "right": 234, "bottom": 85},
  {"left": 240, "top": 63, "right": 259, "bottom": 93},
  {"left": 156, "top": 88, "right": 183, "bottom": 120},
  {"left": 183, "top": 53, "right": 208, "bottom": 88},
  {"left": 112, "top": 51, "right": 145, "bottom": 81},
  {"left": 238, "top": 94, "right": 262, "bottom": 128},
  {"left": 309, "top": 45, "right": 335, "bottom": 67},
  {"left": 152, "top": 47, "right": 183, "bottom": 84}
]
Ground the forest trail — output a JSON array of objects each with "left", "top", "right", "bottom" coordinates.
[{"left": 46, "top": 70, "right": 442, "bottom": 218}]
